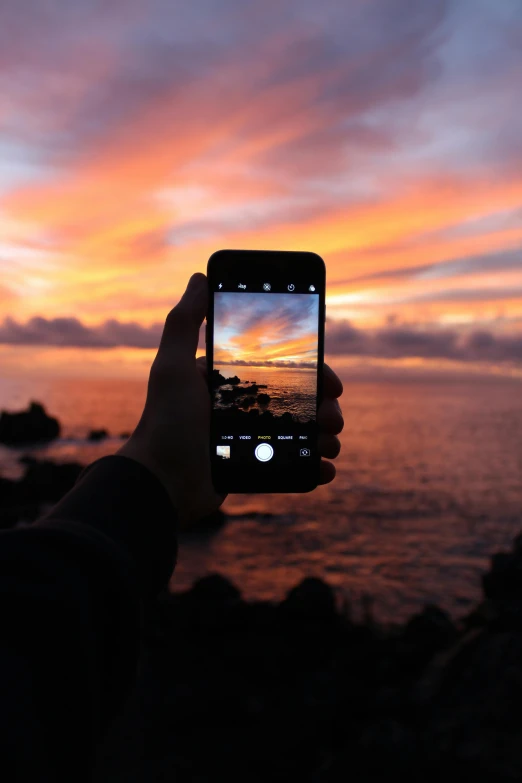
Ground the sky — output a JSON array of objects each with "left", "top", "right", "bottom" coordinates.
[
  {"left": 214, "top": 292, "right": 318, "bottom": 368},
  {"left": 0, "top": 0, "right": 521, "bottom": 378}
]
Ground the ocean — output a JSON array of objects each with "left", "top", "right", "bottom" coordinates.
[
  {"left": 1, "top": 372, "right": 521, "bottom": 622},
  {"left": 215, "top": 364, "right": 317, "bottom": 420}
]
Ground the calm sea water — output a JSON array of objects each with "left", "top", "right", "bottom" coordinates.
[
  {"left": 215, "top": 365, "right": 317, "bottom": 420},
  {"left": 1, "top": 373, "right": 521, "bottom": 621}
]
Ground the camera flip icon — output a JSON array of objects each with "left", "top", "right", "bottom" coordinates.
[{"left": 300, "top": 448, "right": 310, "bottom": 457}]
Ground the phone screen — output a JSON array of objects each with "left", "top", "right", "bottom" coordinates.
[{"left": 207, "top": 250, "right": 325, "bottom": 493}]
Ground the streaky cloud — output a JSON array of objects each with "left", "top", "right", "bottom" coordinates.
[
  {"left": 1, "top": 314, "right": 522, "bottom": 365},
  {"left": 337, "top": 245, "right": 522, "bottom": 287},
  {"left": 215, "top": 359, "right": 317, "bottom": 369},
  {"left": 326, "top": 320, "right": 522, "bottom": 363},
  {"left": 0, "top": 316, "right": 163, "bottom": 349}
]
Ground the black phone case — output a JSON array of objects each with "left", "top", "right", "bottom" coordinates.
[{"left": 206, "top": 249, "right": 325, "bottom": 494}]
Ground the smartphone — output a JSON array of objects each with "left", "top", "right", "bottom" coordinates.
[{"left": 206, "top": 249, "right": 325, "bottom": 493}]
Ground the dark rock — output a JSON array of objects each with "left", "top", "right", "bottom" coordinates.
[
  {"left": 257, "top": 393, "right": 270, "bottom": 405},
  {"left": 403, "top": 605, "right": 457, "bottom": 650},
  {"left": 88, "top": 428, "right": 108, "bottom": 442},
  {"left": 21, "top": 458, "right": 83, "bottom": 504},
  {"left": 186, "top": 574, "right": 242, "bottom": 604},
  {"left": 212, "top": 369, "right": 227, "bottom": 387},
  {"left": 218, "top": 384, "right": 257, "bottom": 404},
  {"left": 281, "top": 577, "right": 338, "bottom": 621},
  {"left": 212, "top": 369, "right": 241, "bottom": 387},
  {"left": 0, "top": 458, "right": 83, "bottom": 527},
  {"left": 482, "top": 535, "right": 522, "bottom": 629},
  {"left": 95, "top": 541, "right": 522, "bottom": 782},
  {"left": 0, "top": 401, "right": 60, "bottom": 445},
  {"left": 483, "top": 547, "right": 522, "bottom": 602},
  {"left": 219, "top": 388, "right": 237, "bottom": 402},
  {"left": 0, "top": 477, "right": 24, "bottom": 528}
]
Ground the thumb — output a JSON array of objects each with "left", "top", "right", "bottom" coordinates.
[{"left": 159, "top": 273, "right": 208, "bottom": 360}]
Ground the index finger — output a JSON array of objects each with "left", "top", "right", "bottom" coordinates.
[{"left": 323, "top": 363, "right": 343, "bottom": 399}]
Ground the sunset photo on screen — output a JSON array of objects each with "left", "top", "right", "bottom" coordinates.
[{"left": 212, "top": 292, "right": 319, "bottom": 423}]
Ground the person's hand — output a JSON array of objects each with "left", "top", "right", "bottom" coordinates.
[
  {"left": 318, "top": 363, "right": 344, "bottom": 484},
  {"left": 118, "top": 272, "right": 344, "bottom": 525},
  {"left": 118, "top": 273, "right": 222, "bottom": 525}
]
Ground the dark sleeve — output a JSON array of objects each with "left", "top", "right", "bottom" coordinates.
[{"left": 0, "top": 455, "right": 177, "bottom": 782}]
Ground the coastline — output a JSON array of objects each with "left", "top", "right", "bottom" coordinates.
[{"left": 2, "top": 406, "right": 522, "bottom": 779}]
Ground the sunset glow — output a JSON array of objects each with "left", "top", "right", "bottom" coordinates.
[
  {"left": 214, "top": 293, "right": 318, "bottom": 368},
  {"left": 1, "top": 0, "right": 521, "bottom": 378}
]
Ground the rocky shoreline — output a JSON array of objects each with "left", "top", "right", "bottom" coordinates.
[
  {"left": 3, "top": 461, "right": 522, "bottom": 783},
  {"left": 93, "top": 542, "right": 522, "bottom": 782},
  {"left": 2, "top": 402, "right": 522, "bottom": 780},
  {"left": 212, "top": 369, "right": 315, "bottom": 426}
]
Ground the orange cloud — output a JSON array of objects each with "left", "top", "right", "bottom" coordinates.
[{"left": 1, "top": 0, "right": 522, "bottom": 379}]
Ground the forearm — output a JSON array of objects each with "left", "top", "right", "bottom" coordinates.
[
  {"left": 0, "top": 455, "right": 177, "bottom": 780},
  {"left": 40, "top": 455, "right": 178, "bottom": 597}
]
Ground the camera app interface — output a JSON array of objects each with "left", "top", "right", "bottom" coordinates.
[{"left": 211, "top": 284, "right": 319, "bottom": 468}]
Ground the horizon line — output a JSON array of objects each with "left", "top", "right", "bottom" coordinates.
[{"left": 215, "top": 361, "right": 317, "bottom": 370}]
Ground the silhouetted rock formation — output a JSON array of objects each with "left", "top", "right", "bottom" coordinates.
[
  {"left": 88, "top": 429, "right": 109, "bottom": 442},
  {"left": 0, "top": 457, "right": 82, "bottom": 528},
  {"left": 94, "top": 536, "right": 522, "bottom": 783},
  {"left": 281, "top": 576, "right": 338, "bottom": 621},
  {"left": 0, "top": 402, "right": 60, "bottom": 445},
  {"left": 213, "top": 370, "right": 240, "bottom": 387},
  {"left": 212, "top": 372, "right": 315, "bottom": 423},
  {"left": 2, "top": 416, "right": 522, "bottom": 781},
  {"left": 214, "top": 406, "right": 313, "bottom": 433},
  {"left": 218, "top": 384, "right": 258, "bottom": 403}
]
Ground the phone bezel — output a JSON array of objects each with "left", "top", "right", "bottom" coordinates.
[{"left": 206, "top": 249, "right": 326, "bottom": 494}]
